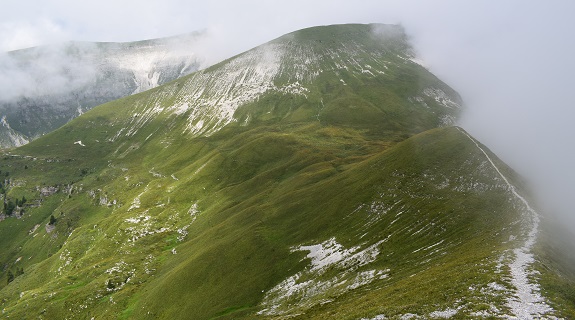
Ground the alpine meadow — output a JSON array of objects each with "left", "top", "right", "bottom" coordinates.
[{"left": 0, "top": 24, "right": 573, "bottom": 319}]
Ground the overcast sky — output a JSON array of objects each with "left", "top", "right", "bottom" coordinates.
[{"left": 1, "top": 0, "right": 574, "bottom": 226}]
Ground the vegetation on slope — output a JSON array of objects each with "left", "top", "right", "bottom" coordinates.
[{"left": 0, "top": 24, "right": 570, "bottom": 319}]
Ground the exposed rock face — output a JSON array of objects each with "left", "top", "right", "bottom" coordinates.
[
  {"left": 39, "top": 186, "right": 58, "bottom": 197},
  {"left": 0, "top": 32, "right": 205, "bottom": 148}
]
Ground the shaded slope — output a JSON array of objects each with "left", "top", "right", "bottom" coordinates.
[{"left": 126, "top": 127, "right": 531, "bottom": 319}]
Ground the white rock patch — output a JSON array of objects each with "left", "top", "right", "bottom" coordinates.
[
  {"left": 361, "top": 314, "right": 387, "bottom": 320},
  {"left": 423, "top": 88, "right": 460, "bottom": 109},
  {"left": 258, "top": 238, "right": 388, "bottom": 316},
  {"left": 428, "top": 308, "right": 459, "bottom": 318},
  {"left": 0, "top": 116, "right": 29, "bottom": 147}
]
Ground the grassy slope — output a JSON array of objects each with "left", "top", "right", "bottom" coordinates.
[
  {"left": 0, "top": 24, "right": 571, "bottom": 319},
  {"left": 0, "top": 119, "right": 544, "bottom": 319},
  {"left": 126, "top": 127, "right": 521, "bottom": 319},
  {"left": 0, "top": 124, "right": 521, "bottom": 319}
]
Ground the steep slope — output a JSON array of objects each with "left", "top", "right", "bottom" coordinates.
[
  {"left": 0, "top": 116, "right": 28, "bottom": 147},
  {"left": 0, "top": 24, "right": 572, "bottom": 319},
  {"left": 0, "top": 32, "right": 206, "bottom": 148}
]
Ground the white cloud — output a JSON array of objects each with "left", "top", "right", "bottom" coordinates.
[{"left": 0, "top": 19, "right": 68, "bottom": 51}]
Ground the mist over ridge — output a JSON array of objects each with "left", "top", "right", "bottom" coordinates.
[{"left": 0, "top": 31, "right": 226, "bottom": 147}]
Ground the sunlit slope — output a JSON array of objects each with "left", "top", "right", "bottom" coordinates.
[{"left": 0, "top": 24, "right": 571, "bottom": 319}]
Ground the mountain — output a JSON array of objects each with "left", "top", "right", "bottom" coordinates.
[
  {"left": 0, "top": 32, "right": 206, "bottom": 148},
  {"left": 0, "top": 23, "right": 573, "bottom": 319}
]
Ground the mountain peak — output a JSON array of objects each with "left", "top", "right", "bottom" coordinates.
[{"left": 95, "top": 23, "right": 460, "bottom": 144}]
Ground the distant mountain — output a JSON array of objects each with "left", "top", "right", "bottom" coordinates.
[
  {"left": 0, "top": 24, "right": 572, "bottom": 319},
  {"left": 0, "top": 32, "right": 206, "bottom": 148}
]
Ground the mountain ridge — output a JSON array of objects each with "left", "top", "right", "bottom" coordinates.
[{"left": 0, "top": 23, "right": 572, "bottom": 319}]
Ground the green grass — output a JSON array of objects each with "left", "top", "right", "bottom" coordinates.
[
  {"left": 0, "top": 23, "right": 571, "bottom": 319},
  {"left": 0, "top": 124, "right": 536, "bottom": 319}
]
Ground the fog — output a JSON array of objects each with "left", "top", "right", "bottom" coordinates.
[
  {"left": 1, "top": 1, "right": 574, "bottom": 234},
  {"left": 0, "top": 44, "right": 98, "bottom": 101},
  {"left": 0, "top": 31, "right": 218, "bottom": 105}
]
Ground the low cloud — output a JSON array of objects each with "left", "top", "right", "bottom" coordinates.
[
  {"left": 0, "top": 43, "right": 98, "bottom": 102},
  {"left": 0, "top": 19, "right": 69, "bottom": 52}
]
